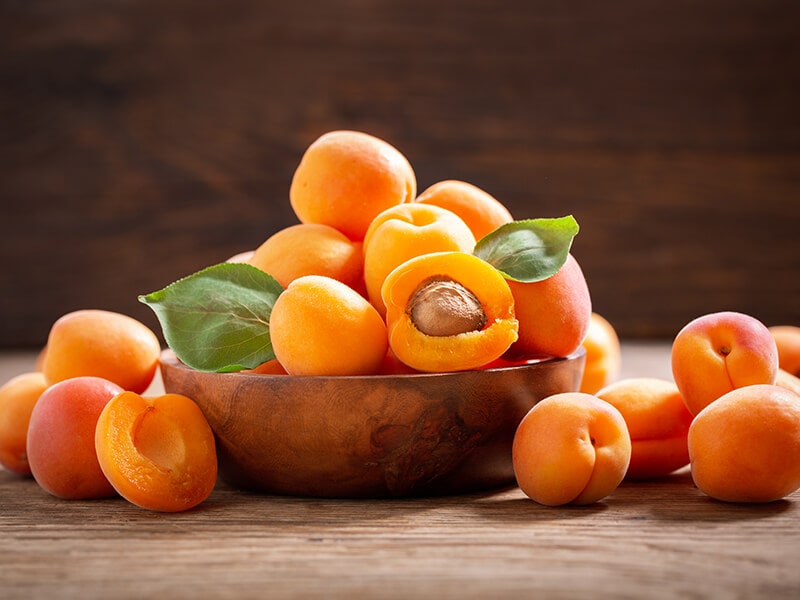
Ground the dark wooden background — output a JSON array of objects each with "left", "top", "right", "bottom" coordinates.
[{"left": 1, "top": 0, "right": 798, "bottom": 348}]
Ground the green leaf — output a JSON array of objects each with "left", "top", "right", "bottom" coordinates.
[
  {"left": 139, "top": 262, "right": 283, "bottom": 373},
  {"left": 473, "top": 216, "right": 579, "bottom": 282}
]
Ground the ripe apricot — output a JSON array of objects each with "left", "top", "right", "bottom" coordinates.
[
  {"left": 95, "top": 391, "right": 218, "bottom": 512},
  {"left": 769, "top": 325, "right": 800, "bottom": 377},
  {"left": 289, "top": 130, "right": 416, "bottom": 241},
  {"left": 269, "top": 275, "right": 388, "bottom": 376},
  {"left": 381, "top": 252, "right": 518, "bottom": 372},
  {"left": 506, "top": 254, "right": 592, "bottom": 358},
  {"left": 579, "top": 312, "right": 622, "bottom": 394},
  {"left": 688, "top": 384, "right": 800, "bottom": 503},
  {"left": 249, "top": 223, "right": 364, "bottom": 292},
  {"left": 512, "top": 392, "right": 631, "bottom": 506},
  {"left": 671, "top": 311, "right": 778, "bottom": 416},
  {"left": 596, "top": 378, "right": 693, "bottom": 479},
  {"left": 414, "top": 180, "right": 513, "bottom": 241},
  {"left": 42, "top": 309, "right": 161, "bottom": 394},
  {"left": 776, "top": 369, "right": 800, "bottom": 397},
  {"left": 27, "top": 376, "right": 122, "bottom": 499},
  {"left": 0, "top": 372, "right": 48, "bottom": 476},
  {"left": 363, "top": 203, "right": 476, "bottom": 316}
]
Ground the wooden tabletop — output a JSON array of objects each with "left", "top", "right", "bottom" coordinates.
[{"left": 2, "top": 343, "right": 799, "bottom": 599}]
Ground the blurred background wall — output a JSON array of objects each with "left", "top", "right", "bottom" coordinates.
[{"left": 1, "top": 0, "right": 798, "bottom": 348}]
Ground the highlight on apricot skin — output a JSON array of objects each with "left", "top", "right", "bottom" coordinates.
[
  {"left": 507, "top": 253, "right": 592, "bottom": 359},
  {"left": 95, "top": 391, "right": 218, "bottom": 512},
  {"left": 671, "top": 311, "right": 778, "bottom": 416},
  {"left": 0, "top": 372, "right": 48, "bottom": 476},
  {"left": 289, "top": 130, "right": 417, "bottom": 241},
  {"left": 248, "top": 223, "right": 364, "bottom": 292},
  {"left": 579, "top": 312, "right": 621, "bottom": 394},
  {"left": 26, "top": 376, "right": 123, "bottom": 499},
  {"left": 41, "top": 309, "right": 162, "bottom": 394},
  {"left": 512, "top": 392, "right": 631, "bottom": 506},
  {"left": 269, "top": 275, "right": 388, "bottom": 376},
  {"left": 596, "top": 378, "right": 694, "bottom": 479},
  {"left": 414, "top": 179, "right": 514, "bottom": 241},
  {"left": 687, "top": 384, "right": 800, "bottom": 503},
  {"left": 769, "top": 325, "right": 800, "bottom": 377}
]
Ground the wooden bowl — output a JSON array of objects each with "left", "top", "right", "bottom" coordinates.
[{"left": 159, "top": 349, "right": 585, "bottom": 498}]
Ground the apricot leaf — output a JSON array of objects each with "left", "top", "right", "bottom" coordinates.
[
  {"left": 139, "top": 262, "right": 283, "bottom": 373},
  {"left": 474, "top": 215, "right": 579, "bottom": 282}
]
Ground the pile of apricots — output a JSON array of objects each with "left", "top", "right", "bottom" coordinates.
[{"left": 1, "top": 129, "right": 800, "bottom": 512}]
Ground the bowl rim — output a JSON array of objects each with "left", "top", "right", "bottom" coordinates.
[{"left": 158, "top": 347, "right": 586, "bottom": 382}]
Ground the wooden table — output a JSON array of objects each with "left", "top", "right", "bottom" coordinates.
[{"left": 1, "top": 343, "right": 799, "bottom": 599}]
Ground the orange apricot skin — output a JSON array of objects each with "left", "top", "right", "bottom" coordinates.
[
  {"left": 381, "top": 252, "right": 518, "bottom": 373},
  {"left": 579, "top": 312, "right": 622, "bottom": 394},
  {"left": 688, "top": 384, "right": 800, "bottom": 503},
  {"left": 776, "top": 369, "right": 800, "bottom": 397},
  {"left": 249, "top": 223, "right": 364, "bottom": 292},
  {"left": 363, "top": 203, "right": 476, "bottom": 317},
  {"left": 26, "top": 376, "right": 122, "bottom": 499},
  {"left": 769, "top": 325, "right": 800, "bottom": 377},
  {"left": 289, "top": 130, "right": 416, "bottom": 241},
  {"left": 671, "top": 311, "right": 778, "bottom": 416},
  {"left": 415, "top": 180, "right": 513, "bottom": 241},
  {"left": 512, "top": 392, "right": 631, "bottom": 506},
  {"left": 270, "top": 275, "right": 388, "bottom": 376},
  {"left": 507, "top": 254, "right": 592, "bottom": 358},
  {"left": 0, "top": 372, "right": 48, "bottom": 475},
  {"left": 95, "top": 391, "right": 218, "bottom": 512},
  {"left": 596, "top": 378, "right": 693, "bottom": 479},
  {"left": 41, "top": 309, "right": 161, "bottom": 394}
]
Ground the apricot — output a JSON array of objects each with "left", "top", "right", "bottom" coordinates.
[
  {"left": 95, "top": 391, "right": 218, "bottom": 512},
  {"left": 506, "top": 254, "right": 592, "bottom": 358},
  {"left": 381, "top": 251, "right": 518, "bottom": 372},
  {"left": 769, "top": 325, "right": 800, "bottom": 377},
  {"left": 512, "top": 392, "right": 631, "bottom": 506},
  {"left": 414, "top": 180, "right": 513, "bottom": 241},
  {"left": 42, "top": 309, "right": 161, "bottom": 394},
  {"left": 579, "top": 312, "right": 622, "bottom": 394},
  {"left": 249, "top": 223, "right": 364, "bottom": 292},
  {"left": 688, "top": 384, "right": 800, "bottom": 503},
  {"left": 776, "top": 368, "right": 800, "bottom": 397},
  {"left": 363, "top": 203, "right": 476, "bottom": 316},
  {"left": 242, "top": 358, "right": 288, "bottom": 375},
  {"left": 226, "top": 250, "right": 255, "bottom": 263},
  {"left": 26, "top": 376, "right": 122, "bottom": 499},
  {"left": 596, "top": 378, "right": 693, "bottom": 479},
  {"left": 269, "top": 275, "right": 388, "bottom": 376},
  {"left": 671, "top": 311, "right": 778, "bottom": 416},
  {"left": 289, "top": 130, "right": 416, "bottom": 241},
  {"left": 0, "top": 372, "right": 48, "bottom": 475}
]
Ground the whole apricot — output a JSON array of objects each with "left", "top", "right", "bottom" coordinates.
[
  {"left": 289, "top": 130, "right": 416, "bottom": 241},
  {"left": 269, "top": 275, "right": 388, "bottom": 376},
  {"left": 597, "top": 378, "right": 693, "bottom": 479},
  {"left": 512, "top": 392, "right": 631, "bottom": 506},
  {"left": 363, "top": 203, "right": 476, "bottom": 317},
  {"left": 579, "top": 312, "right": 622, "bottom": 394},
  {"left": 415, "top": 180, "right": 513, "bottom": 240},
  {"left": 776, "top": 369, "right": 800, "bottom": 397},
  {"left": 95, "top": 391, "right": 218, "bottom": 512},
  {"left": 688, "top": 384, "right": 800, "bottom": 503},
  {"left": 0, "top": 372, "right": 48, "bottom": 476},
  {"left": 671, "top": 311, "right": 778, "bottom": 416},
  {"left": 507, "top": 254, "right": 592, "bottom": 358},
  {"left": 769, "top": 325, "right": 800, "bottom": 377},
  {"left": 249, "top": 223, "right": 364, "bottom": 292},
  {"left": 27, "top": 376, "right": 122, "bottom": 499},
  {"left": 42, "top": 309, "right": 161, "bottom": 394}
]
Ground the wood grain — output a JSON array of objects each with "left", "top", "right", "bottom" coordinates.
[{"left": 1, "top": 0, "right": 799, "bottom": 346}]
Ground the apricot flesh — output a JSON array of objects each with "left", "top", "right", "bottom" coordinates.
[
  {"left": 512, "top": 392, "right": 631, "bottom": 506},
  {"left": 95, "top": 391, "right": 218, "bottom": 512}
]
